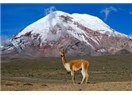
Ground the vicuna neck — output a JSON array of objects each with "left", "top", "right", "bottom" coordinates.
[{"left": 61, "top": 55, "right": 66, "bottom": 64}]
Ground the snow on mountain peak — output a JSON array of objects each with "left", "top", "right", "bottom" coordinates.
[
  {"left": 71, "top": 13, "right": 111, "bottom": 32},
  {"left": 15, "top": 10, "right": 127, "bottom": 41}
]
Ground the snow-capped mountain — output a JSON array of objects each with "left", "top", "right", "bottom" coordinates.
[{"left": 2, "top": 11, "right": 132, "bottom": 57}]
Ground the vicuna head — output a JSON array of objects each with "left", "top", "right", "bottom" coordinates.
[{"left": 59, "top": 49, "right": 65, "bottom": 57}]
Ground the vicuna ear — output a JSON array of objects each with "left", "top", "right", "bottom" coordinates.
[
  {"left": 62, "top": 49, "right": 64, "bottom": 52},
  {"left": 59, "top": 47, "right": 64, "bottom": 52}
]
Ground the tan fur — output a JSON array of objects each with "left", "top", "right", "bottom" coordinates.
[{"left": 59, "top": 49, "right": 89, "bottom": 84}]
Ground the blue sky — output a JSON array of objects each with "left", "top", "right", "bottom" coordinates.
[{"left": 1, "top": 4, "right": 132, "bottom": 38}]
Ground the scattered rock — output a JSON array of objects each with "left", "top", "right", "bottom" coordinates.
[
  {"left": 41, "top": 84, "right": 48, "bottom": 86},
  {"left": 79, "top": 89, "right": 82, "bottom": 91},
  {"left": 89, "top": 82, "right": 96, "bottom": 84},
  {"left": 28, "top": 74, "right": 34, "bottom": 77},
  {"left": 104, "top": 89, "right": 109, "bottom": 91},
  {"left": 23, "top": 83, "right": 33, "bottom": 86},
  {"left": 5, "top": 83, "right": 14, "bottom": 86}
]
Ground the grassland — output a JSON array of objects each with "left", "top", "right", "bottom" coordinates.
[{"left": 1, "top": 54, "right": 132, "bottom": 91}]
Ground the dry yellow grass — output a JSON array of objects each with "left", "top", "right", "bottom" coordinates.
[{"left": 1, "top": 54, "right": 132, "bottom": 91}]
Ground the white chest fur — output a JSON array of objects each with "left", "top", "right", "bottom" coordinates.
[{"left": 64, "top": 64, "right": 71, "bottom": 71}]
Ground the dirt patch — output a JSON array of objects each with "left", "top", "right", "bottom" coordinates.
[{"left": 1, "top": 79, "right": 132, "bottom": 91}]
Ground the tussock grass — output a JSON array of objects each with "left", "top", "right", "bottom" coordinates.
[{"left": 1, "top": 54, "right": 132, "bottom": 90}]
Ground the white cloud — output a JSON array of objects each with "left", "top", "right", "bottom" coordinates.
[
  {"left": 100, "top": 6, "right": 118, "bottom": 21},
  {"left": 129, "top": 11, "right": 132, "bottom": 14},
  {"left": 44, "top": 6, "right": 57, "bottom": 15},
  {"left": 0, "top": 35, "right": 11, "bottom": 46},
  {"left": 118, "top": 8, "right": 132, "bottom": 15}
]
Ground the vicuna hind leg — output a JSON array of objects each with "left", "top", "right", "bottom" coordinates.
[
  {"left": 85, "top": 65, "right": 89, "bottom": 83},
  {"left": 85, "top": 73, "right": 89, "bottom": 83},
  {"left": 80, "top": 70, "right": 86, "bottom": 84}
]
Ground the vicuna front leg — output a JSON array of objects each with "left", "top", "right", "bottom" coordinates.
[{"left": 71, "top": 71, "right": 75, "bottom": 84}]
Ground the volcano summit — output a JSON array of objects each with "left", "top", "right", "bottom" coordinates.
[{"left": 2, "top": 11, "right": 132, "bottom": 57}]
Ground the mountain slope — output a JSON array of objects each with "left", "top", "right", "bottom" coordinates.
[{"left": 2, "top": 11, "right": 132, "bottom": 57}]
